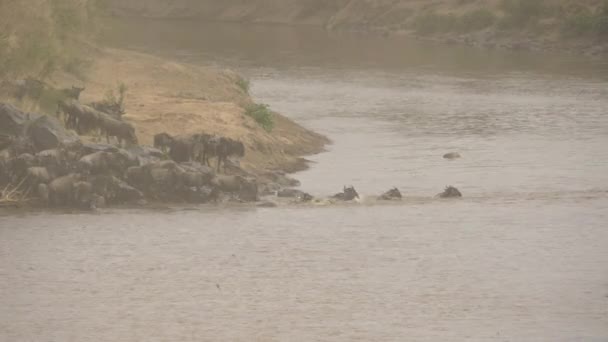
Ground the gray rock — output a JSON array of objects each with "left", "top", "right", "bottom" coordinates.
[{"left": 26, "top": 115, "right": 78, "bottom": 152}]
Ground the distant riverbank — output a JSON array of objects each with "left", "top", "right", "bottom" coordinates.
[{"left": 103, "top": 0, "right": 608, "bottom": 57}]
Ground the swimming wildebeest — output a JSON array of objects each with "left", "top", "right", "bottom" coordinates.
[
  {"left": 379, "top": 187, "right": 402, "bottom": 200},
  {"left": 332, "top": 186, "right": 360, "bottom": 201},
  {"left": 443, "top": 152, "right": 461, "bottom": 160},
  {"left": 437, "top": 186, "right": 462, "bottom": 198}
]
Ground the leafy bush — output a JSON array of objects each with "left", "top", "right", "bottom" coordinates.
[
  {"left": 236, "top": 76, "right": 250, "bottom": 94},
  {"left": 245, "top": 103, "right": 274, "bottom": 132}
]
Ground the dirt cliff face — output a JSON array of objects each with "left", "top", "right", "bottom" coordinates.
[{"left": 104, "top": 0, "right": 347, "bottom": 25}]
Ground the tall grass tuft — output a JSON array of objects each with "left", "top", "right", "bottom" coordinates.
[{"left": 245, "top": 103, "right": 274, "bottom": 132}]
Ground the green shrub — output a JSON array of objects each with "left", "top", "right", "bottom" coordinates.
[
  {"left": 245, "top": 103, "right": 274, "bottom": 132},
  {"left": 236, "top": 76, "right": 250, "bottom": 94}
]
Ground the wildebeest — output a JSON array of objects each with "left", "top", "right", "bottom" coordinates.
[
  {"left": 443, "top": 152, "right": 461, "bottom": 160},
  {"left": 99, "top": 118, "right": 138, "bottom": 146},
  {"left": 61, "top": 86, "right": 85, "bottom": 100},
  {"left": 437, "top": 186, "right": 462, "bottom": 198},
  {"left": 332, "top": 186, "right": 360, "bottom": 201},
  {"left": 57, "top": 100, "right": 102, "bottom": 134},
  {"left": 153, "top": 133, "right": 174, "bottom": 153},
  {"left": 196, "top": 135, "right": 245, "bottom": 172},
  {"left": 57, "top": 100, "right": 137, "bottom": 146},
  {"left": 168, "top": 135, "right": 196, "bottom": 163},
  {"left": 48, "top": 173, "right": 82, "bottom": 206},
  {"left": 159, "top": 132, "right": 245, "bottom": 173},
  {"left": 379, "top": 187, "right": 402, "bottom": 200},
  {"left": 89, "top": 101, "right": 124, "bottom": 119}
]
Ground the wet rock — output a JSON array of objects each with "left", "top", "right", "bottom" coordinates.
[
  {"left": 37, "top": 183, "right": 49, "bottom": 203},
  {"left": 26, "top": 115, "right": 78, "bottom": 152},
  {"left": 212, "top": 175, "right": 258, "bottom": 202},
  {"left": 90, "top": 195, "right": 106, "bottom": 209},
  {"left": 127, "top": 145, "right": 164, "bottom": 165},
  {"left": 259, "top": 182, "right": 281, "bottom": 196},
  {"left": 112, "top": 178, "right": 144, "bottom": 204},
  {"left": 238, "top": 177, "right": 258, "bottom": 202},
  {"left": 78, "top": 152, "right": 110, "bottom": 175},
  {"left": 11, "top": 153, "right": 36, "bottom": 181},
  {"left": 0, "top": 134, "right": 13, "bottom": 150},
  {"left": 263, "top": 171, "right": 301, "bottom": 187},
  {"left": 73, "top": 181, "right": 94, "bottom": 208},
  {"left": 257, "top": 201, "right": 278, "bottom": 208},
  {"left": 277, "top": 188, "right": 314, "bottom": 202},
  {"left": 26, "top": 167, "right": 52, "bottom": 185},
  {"left": 437, "top": 186, "right": 462, "bottom": 198},
  {"left": 81, "top": 142, "right": 119, "bottom": 155},
  {"left": 91, "top": 175, "right": 143, "bottom": 204},
  {"left": 443, "top": 152, "right": 461, "bottom": 160},
  {"left": 48, "top": 174, "right": 81, "bottom": 206},
  {"left": 379, "top": 187, "right": 402, "bottom": 200},
  {"left": 36, "top": 149, "right": 68, "bottom": 177},
  {"left": 183, "top": 186, "right": 217, "bottom": 204}
]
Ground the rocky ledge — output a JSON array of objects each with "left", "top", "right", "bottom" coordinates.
[{"left": 0, "top": 103, "right": 263, "bottom": 209}]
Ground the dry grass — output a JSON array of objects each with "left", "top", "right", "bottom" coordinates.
[
  {"left": 0, "top": 178, "right": 32, "bottom": 208},
  {"left": 0, "top": 0, "right": 97, "bottom": 80}
]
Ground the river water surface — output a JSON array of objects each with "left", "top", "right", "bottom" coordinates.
[{"left": 1, "top": 20, "right": 608, "bottom": 341}]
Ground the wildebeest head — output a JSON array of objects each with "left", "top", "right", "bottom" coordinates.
[
  {"left": 71, "top": 86, "right": 85, "bottom": 99},
  {"left": 153, "top": 133, "right": 174, "bottom": 150},
  {"left": 439, "top": 186, "right": 462, "bottom": 198},
  {"left": 343, "top": 185, "right": 359, "bottom": 201},
  {"left": 380, "top": 187, "right": 402, "bottom": 200}
]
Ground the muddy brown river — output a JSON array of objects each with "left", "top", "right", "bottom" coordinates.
[{"left": 2, "top": 20, "right": 608, "bottom": 341}]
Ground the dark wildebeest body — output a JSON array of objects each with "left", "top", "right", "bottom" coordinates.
[
  {"left": 332, "top": 186, "right": 360, "bottom": 201},
  {"left": 153, "top": 133, "right": 175, "bottom": 153},
  {"left": 57, "top": 100, "right": 102, "bottom": 135},
  {"left": 215, "top": 137, "right": 245, "bottom": 173},
  {"left": 100, "top": 118, "right": 138, "bottom": 146},
  {"left": 169, "top": 136, "right": 195, "bottom": 163},
  {"left": 379, "top": 187, "right": 402, "bottom": 200},
  {"left": 437, "top": 186, "right": 462, "bottom": 198}
]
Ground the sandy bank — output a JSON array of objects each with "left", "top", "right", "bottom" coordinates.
[{"left": 57, "top": 48, "right": 329, "bottom": 175}]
